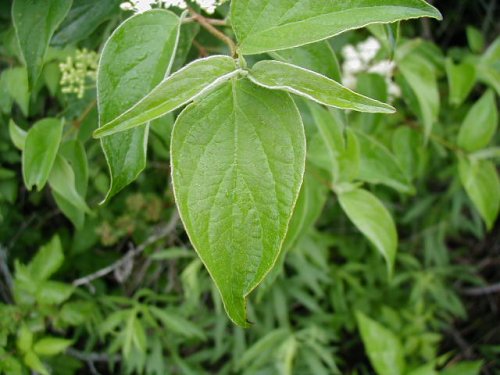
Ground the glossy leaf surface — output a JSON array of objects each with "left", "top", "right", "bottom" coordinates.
[
  {"left": 232, "top": 0, "right": 442, "bottom": 55},
  {"left": 249, "top": 60, "right": 395, "bottom": 113},
  {"left": 95, "top": 56, "right": 239, "bottom": 137},
  {"left": 97, "top": 10, "right": 180, "bottom": 200},
  {"left": 171, "top": 79, "right": 305, "bottom": 326}
]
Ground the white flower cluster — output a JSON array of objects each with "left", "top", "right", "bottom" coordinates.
[
  {"left": 341, "top": 37, "right": 401, "bottom": 99},
  {"left": 120, "top": 0, "right": 225, "bottom": 14},
  {"left": 59, "top": 49, "right": 99, "bottom": 99}
]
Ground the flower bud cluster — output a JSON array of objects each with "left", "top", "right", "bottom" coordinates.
[{"left": 59, "top": 49, "right": 98, "bottom": 99}]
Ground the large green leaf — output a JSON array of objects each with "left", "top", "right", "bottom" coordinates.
[
  {"left": 338, "top": 188, "right": 398, "bottom": 275},
  {"left": 457, "top": 90, "right": 497, "bottom": 152},
  {"left": 97, "top": 10, "right": 181, "bottom": 201},
  {"left": 355, "top": 311, "right": 406, "bottom": 375},
  {"left": 22, "top": 118, "right": 63, "bottom": 191},
  {"left": 52, "top": 0, "right": 120, "bottom": 45},
  {"left": 95, "top": 56, "right": 239, "bottom": 138},
  {"left": 12, "top": 0, "right": 72, "bottom": 88},
  {"left": 171, "top": 78, "right": 305, "bottom": 326},
  {"left": 249, "top": 60, "right": 395, "bottom": 113},
  {"left": 458, "top": 157, "right": 500, "bottom": 231},
  {"left": 3, "top": 67, "right": 29, "bottom": 116},
  {"left": 231, "top": 0, "right": 441, "bottom": 55}
]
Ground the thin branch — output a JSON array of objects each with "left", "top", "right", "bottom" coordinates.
[
  {"left": 73, "top": 99, "right": 97, "bottom": 129},
  {"left": 0, "top": 245, "right": 13, "bottom": 303},
  {"left": 462, "top": 283, "right": 500, "bottom": 296},
  {"left": 66, "top": 348, "right": 120, "bottom": 363},
  {"left": 72, "top": 210, "right": 180, "bottom": 287},
  {"left": 183, "top": 16, "right": 227, "bottom": 26},
  {"left": 188, "top": 7, "right": 237, "bottom": 57}
]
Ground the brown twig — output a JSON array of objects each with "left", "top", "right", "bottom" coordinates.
[
  {"left": 73, "top": 99, "right": 97, "bottom": 129},
  {"left": 462, "top": 282, "right": 500, "bottom": 296},
  {"left": 187, "top": 7, "right": 237, "bottom": 57}
]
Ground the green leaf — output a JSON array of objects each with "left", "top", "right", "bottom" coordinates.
[
  {"left": 9, "top": 119, "right": 27, "bottom": 150},
  {"left": 3, "top": 67, "right": 29, "bottom": 116},
  {"left": 97, "top": 10, "right": 181, "bottom": 201},
  {"left": 29, "top": 235, "right": 64, "bottom": 281},
  {"left": 36, "top": 280, "right": 74, "bottom": 305},
  {"left": 270, "top": 40, "right": 341, "bottom": 81},
  {"left": 338, "top": 189, "right": 398, "bottom": 275},
  {"left": 22, "top": 118, "right": 63, "bottom": 191},
  {"left": 477, "top": 37, "right": 500, "bottom": 95},
  {"left": 52, "top": 0, "right": 120, "bottom": 45},
  {"left": 236, "top": 328, "right": 291, "bottom": 370},
  {"left": 355, "top": 311, "right": 405, "bottom": 375},
  {"left": 457, "top": 90, "right": 497, "bottom": 152},
  {"left": 441, "top": 361, "right": 483, "bottom": 375},
  {"left": 16, "top": 325, "right": 33, "bottom": 353},
  {"left": 12, "top": 0, "right": 72, "bottom": 88},
  {"left": 48, "top": 155, "right": 91, "bottom": 214},
  {"left": 466, "top": 27, "right": 485, "bottom": 53},
  {"left": 355, "top": 130, "right": 414, "bottom": 194},
  {"left": 398, "top": 51, "right": 439, "bottom": 140},
  {"left": 94, "top": 55, "right": 239, "bottom": 138},
  {"left": 33, "top": 337, "right": 72, "bottom": 356},
  {"left": 231, "top": 0, "right": 441, "bottom": 55},
  {"left": 171, "top": 79, "right": 305, "bottom": 326},
  {"left": 23, "top": 351, "right": 49, "bottom": 375},
  {"left": 149, "top": 306, "right": 206, "bottom": 340},
  {"left": 446, "top": 59, "right": 476, "bottom": 106},
  {"left": 458, "top": 157, "right": 500, "bottom": 231},
  {"left": 249, "top": 60, "right": 395, "bottom": 113}
]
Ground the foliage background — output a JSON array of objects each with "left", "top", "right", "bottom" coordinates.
[{"left": 0, "top": 0, "right": 499, "bottom": 374}]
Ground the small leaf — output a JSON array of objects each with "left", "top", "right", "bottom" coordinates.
[
  {"left": 97, "top": 10, "right": 181, "bottom": 201},
  {"left": 338, "top": 189, "right": 398, "bottom": 275},
  {"left": 446, "top": 59, "right": 476, "bottom": 106},
  {"left": 441, "top": 360, "right": 483, "bottom": 375},
  {"left": 249, "top": 60, "right": 395, "bottom": 113},
  {"left": 171, "top": 79, "right": 305, "bottom": 326},
  {"left": 16, "top": 325, "right": 33, "bottom": 353},
  {"left": 398, "top": 51, "right": 439, "bottom": 140},
  {"left": 23, "top": 351, "right": 49, "bottom": 375},
  {"left": 232, "top": 0, "right": 441, "bottom": 55},
  {"left": 355, "top": 311, "right": 405, "bottom": 375},
  {"left": 466, "top": 27, "right": 485, "bottom": 53},
  {"left": 95, "top": 55, "right": 239, "bottom": 137},
  {"left": 33, "top": 337, "right": 72, "bottom": 356},
  {"left": 22, "top": 118, "right": 63, "bottom": 191},
  {"left": 36, "top": 280, "right": 74, "bottom": 305},
  {"left": 458, "top": 157, "right": 500, "bottom": 230},
  {"left": 270, "top": 40, "right": 341, "bottom": 81},
  {"left": 48, "top": 155, "right": 91, "bottom": 214},
  {"left": 12, "top": 0, "right": 72, "bottom": 88},
  {"left": 3, "top": 67, "right": 29, "bottom": 116},
  {"left": 236, "top": 329, "right": 291, "bottom": 370},
  {"left": 356, "top": 130, "right": 414, "bottom": 194},
  {"left": 29, "top": 235, "right": 64, "bottom": 281},
  {"left": 9, "top": 119, "right": 27, "bottom": 150},
  {"left": 149, "top": 306, "right": 206, "bottom": 340},
  {"left": 457, "top": 90, "right": 497, "bottom": 152}
]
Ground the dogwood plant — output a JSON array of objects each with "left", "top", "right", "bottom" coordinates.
[{"left": 88, "top": 0, "right": 443, "bottom": 326}]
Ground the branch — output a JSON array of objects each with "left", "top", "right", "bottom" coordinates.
[
  {"left": 72, "top": 210, "right": 180, "bottom": 287},
  {"left": 187, "top": 7, "right": 237, "bottom": 57},
  {"left": 462, "top": 282, "right": 500, "bottom": 296}
]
